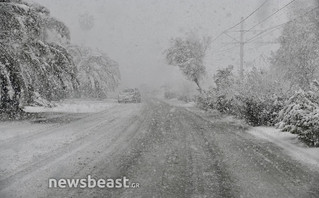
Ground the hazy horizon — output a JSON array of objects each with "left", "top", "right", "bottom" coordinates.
[{"left": 27, "top": 0, "right": 314, "bottom": 89}]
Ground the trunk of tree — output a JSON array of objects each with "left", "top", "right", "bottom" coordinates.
[
  {"left": 0, "top": 81, "right": 21, "bottom": 116},
  {"left": 194, "top": 78, "right": 202, "bottom": 93},
  {"left": 0, "top": 64, "right": 23, "bottom": 118}
]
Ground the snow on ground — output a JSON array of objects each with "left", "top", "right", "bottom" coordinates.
[
  {"left": 164, "top": 100, "right": 319, "bottom": 169},
  {"left": 164, "top": 98, "right": 196, "bottom": 108},
  {"left": 24, "top": 98, "right": 118, "bottom": 113},
  {"left": 1, "top": 99, "right": 119, "bottom": 142},
  {"left": 248, "top": 127, "right": 319, "bottom": 169},
  {"left": 0, "top": 101, "right": 142, "bottom": 183},
  {"left": 0, "top": 121, "right": 57, "bottom": 142}
]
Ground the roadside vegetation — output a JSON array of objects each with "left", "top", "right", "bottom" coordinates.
[
  {"left": 0, "top": 0, "right": 121, "bottom": 119},
  {"left": 67, "top": 45, "right": 121, "bottom": 98},
  {"left": 165, "top": 7, "right": 319, "bottom": 147},
  {"left": 165, "top": 33, "right": 211, "bottom": 93}
]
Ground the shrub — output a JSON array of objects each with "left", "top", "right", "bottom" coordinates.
[
  {"left": 237, "top": 96, "right": 284, "bottom": 126},
  {"left": 196, "top": 66, "right": 285, "bottom": 126},
  {"left": 164, "top": 91, "right": 177, "bottom": 99},
  {"left": 196, "top": 90, "right": 217, "bottom": 111},
  {"left": 276, "top": 90, "right": 319, "bottom": 147},
  {"left": 177, "top": 95, "right": 193, "bottom": 103}
]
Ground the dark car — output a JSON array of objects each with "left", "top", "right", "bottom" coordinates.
[{"left": 118, "top": 88, "right": 141, "bottom": 103}]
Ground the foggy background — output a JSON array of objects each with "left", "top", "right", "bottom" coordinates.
[
  {"left": 2, "top": 1, "right": 319, "bottom": 197},
  {"left": 27, "top": 0, "right": 315, "bottom": 89}
]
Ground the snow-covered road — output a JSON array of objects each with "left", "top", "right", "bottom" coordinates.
[{"left": 0, "top": 99, "right": 319, "bottom": 197}]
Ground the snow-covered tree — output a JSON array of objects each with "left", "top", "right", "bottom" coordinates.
[
  {"left": 165, "top": 35, "right": 210, "bottom": 93},
  {"left": 67, "top": 45, "right": 121, "bottom": 98},
  {"left": 197, "top": 66, "right": 285, "bottom": 126},
  {"left": 214, "top": 65, "right": 234, "bottom": 94},
  {"left": 271, "top": 7, "right": 319, "bottom": 90},
  {"left": 0, "top": 0, "right": 77, "bottom": 115},
  {"left": 276, "top": 87, "right": 319, "bottom": 147}
]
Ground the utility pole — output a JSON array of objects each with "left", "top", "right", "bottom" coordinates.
[
  {"left": 218, "top": 17, "right": 265, "bottom": 78},
  {"left": 239, "top": 17, "right": 244, "bottom": 79}
]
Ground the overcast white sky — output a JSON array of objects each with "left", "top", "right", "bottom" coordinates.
[{"left": 29, "top": 0, "right": 316, "bottom": 88}]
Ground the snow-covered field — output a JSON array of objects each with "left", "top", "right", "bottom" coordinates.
[{"left": 248, "top": 127, "right": 319, "bottom": 169}]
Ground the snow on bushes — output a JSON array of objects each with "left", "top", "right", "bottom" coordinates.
[
  {"left": 196, "top": 64, "right": 319, "bottom": 146},
  {"left": 196, "top": 66, "right": 284, "bottom": 126},
  {"left": 276, "top": 90, "right": 319, "bottom": 147},
  {"left": 196, "top": 90, "right": 216, "bottom": 111},
  {"left": 237, "top": 96, "right": 283, "bottom": 126}
]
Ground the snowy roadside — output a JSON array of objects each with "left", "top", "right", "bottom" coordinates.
[
  {"left": 163, "top": 98, "right": 196, "bottom": 108},
  {"left": 1, "top": 99, "right": 119, "bottom": 142},
  {"left": 248, "top": 127, "right": 319, "bottom": 169},
  {"left": 164, "top": 98, "right": 319, "bottom": 170},
  {"left": 23, "top": 98, "right": 119, "bottom": 113},
  {"left": 164, "top": 98, "right": 242, "bottom": 123},
  {"left": 0, "top": 100, "right": 143, "bottom": 188}
]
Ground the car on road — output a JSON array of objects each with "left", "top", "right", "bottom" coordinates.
[{"left": 118, "top": 88, "right": 141, "bottom": 103}]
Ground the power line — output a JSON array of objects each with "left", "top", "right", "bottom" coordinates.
[
  {"left": 211, "top": 0, "right": 269, "bottom": 43},
  {"left": 215, "top": 5, "right": 319, "bottom": 68},
  {"left": 246, "top": 23, "right": 285, "bottom": 43},
  {"left": 223, "top": 32, "right": 239, "bottom": 42},
  {"left": 213, "top": 44, "right": 240, "bottom": 54},
  {"left": 247, "top": 0, "right": 297, "bottom": 32},
  {"left": 212, "top": 0, "right": 319, "bottom": 74},
  {"left": 246, "top": 6, "right": 319, "bottom": 43},
  {"left": 211, "top": 32, "right": 225, "bottom": 43},
  {"left": 224, "top": 0, "right": 269, "bottom": 32}
]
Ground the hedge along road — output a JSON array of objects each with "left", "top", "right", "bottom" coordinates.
[{"left": 0, "top": 98, "right": 319, "bottom": 198}]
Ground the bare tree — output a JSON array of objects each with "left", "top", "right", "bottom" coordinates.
[{"left": 165, "top": 35, "right": 210, "bottom": 93}]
